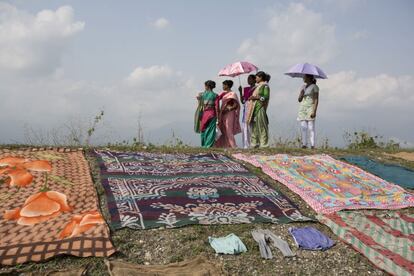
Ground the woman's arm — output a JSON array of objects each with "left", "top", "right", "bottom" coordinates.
[
  {"left": 238, "top": 86, "right": 245, "bottom": 104},
  {"left": 311, "top": 92, "right": 319, "bottom": 118},
  {"left": 250, "top": 86, "right": 269, "bottom": 102},
  {"left": 298, "top": 89, "right": 304, "bottom": 102},
  {"left": 223, "top": 99, "right": 238, "bottom": 113}
]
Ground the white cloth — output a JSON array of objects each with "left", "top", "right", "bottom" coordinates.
[
  {"left": 300, "top": 120, "right": 315, "bottom": 147},
  {"left": 303, "top": 83, "right": 319, "bottom": 96},
  {"left": 241, "top": 103, "right": 251, "bottom": 149}
]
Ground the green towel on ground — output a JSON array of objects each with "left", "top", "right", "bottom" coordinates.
[{"left": 208, "top": 233, "right": 247, "bottom": 255}]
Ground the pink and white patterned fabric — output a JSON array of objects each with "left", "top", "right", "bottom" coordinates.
[{"left": 233, "top": 154, "right": 414, "bottom": 214}]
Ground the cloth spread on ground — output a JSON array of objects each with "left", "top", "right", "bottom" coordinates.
[
  {"left": 385, "top": 152, "right": 414, "bottom": 162},
  {"left": 94, "top": 150, "right": 311, "bottom": 230},
  {"left": 0, "top": 148, "right": 115, "bottom": 265},
  {"left": 318, "top": 211, "right": 414, "bottom": 276},
  {"left": 288, "top": 227, "right": 334, "bottom": 251},
  {"left": 105, "top": 256, "right": 224, "bottom": 276},
  {"left": 208, "top": 233, "right": 247, "bottom": 254},
  {"left": 251, "top": 229, "right": 294, "bottom": 259},
  {"left": 233, "top": 154, "right": 414, "bottom": 214},
  {"left": 341, "top": 155, "right": 414, "bottom": 189},
  {"left": 24, "top": 267, "right": 87, "bottom": 276}
]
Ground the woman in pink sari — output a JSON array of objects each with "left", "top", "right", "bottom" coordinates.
[{"left": 215, "top": 80, "right": 241, "bottom": 148}]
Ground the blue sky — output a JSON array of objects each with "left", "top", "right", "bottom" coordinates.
[{"left": 1, "top": 0, "right": 413, "bottom": 147}]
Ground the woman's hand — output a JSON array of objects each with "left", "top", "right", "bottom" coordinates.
[
  {"left": 310, "top": 112, "right": 316, "bottom": 118},
  {"left": 222, "top": 106, "right": 231, "bottom": 114},
  {"left": 196, "top": 92, "right": 202, "bottom": 100},
  {"left": 248, "top": 96, "right": 259, "bottom": 101},
  {"left": 298, "top": 90, "right": 304, "bottom": 102}
]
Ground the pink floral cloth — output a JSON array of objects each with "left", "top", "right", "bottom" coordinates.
[{"left": 233, "top": 154, "right": 414, "bottom": 214}]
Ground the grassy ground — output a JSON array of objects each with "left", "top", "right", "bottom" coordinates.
[{"left": 1, "top": 146, "right": 413, "bottom": 275}]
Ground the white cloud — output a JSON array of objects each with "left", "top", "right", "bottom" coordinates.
[
  {"left": 311, "top": 71, "right": 414, "bottom": 146},
  {"left": 0, "top": 3, "right": 84, "bottom": 75},
  {"left": 126, "top": 65, "right": 174, "bottom": 88},
  {"left": 0, "top": 64, "right": 198, "bottom": 144},
  {"left": 320, "top": 71, "right": 414, "bottom": 112},
  {"left": 238, "top": 3, "right": 338, "bottom": 71},
  {"left": 123, "top": 65, "right": 196, "bottom": 127},
  {"left": 151, "top": 17, "right": 169, "bottom": 29},
  {"left": 350, "top": 30, "right": 368, "bottom": 40},
  {"left": 304, "top": 0, "right": 366, "bottom": 11}
]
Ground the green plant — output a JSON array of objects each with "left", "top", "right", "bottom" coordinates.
[
  {"left": 163, "top": 130, "right": 189, "bottom": 149},
  {"left": 343, "top": 130, "right": 400, "bottom": 150},
  {"left": 85, "top": 110, "right": 105, "bottom": 147},
  {"left": 344, "top": 131, "right": 379, "bottom": 149}
]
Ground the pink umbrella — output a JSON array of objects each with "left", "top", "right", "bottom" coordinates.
[
  {"left": 219, "top": 61, "right": 258, "bottom": 89},
  {"left": 218, "top": 61, "right": 258, "bottom": 77}
]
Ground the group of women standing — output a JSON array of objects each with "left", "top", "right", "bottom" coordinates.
[{"left": 195, "top": 71, "right": 319, "bottom": 149}]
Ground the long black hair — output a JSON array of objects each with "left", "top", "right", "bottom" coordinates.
[
  {"left": 256, "top": 71, "right": 271, "bottom": 83},
  {"left": 304, "top": 74, "right": 317, "bottom": 84},
  {"left": 222, "top": 80, "right": 234, "bottom": 88},
  {"left": 204, "top": 80, "right": 216, "bottom": 90}
]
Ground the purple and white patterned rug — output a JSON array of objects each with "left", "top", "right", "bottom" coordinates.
[{"left": 94, "top": 150, "right": 310, "bottom": 230}]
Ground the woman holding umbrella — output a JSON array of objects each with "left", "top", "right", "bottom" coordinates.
[
  {"left": 196, "top": 80, "right": 218, "bottom": 148},
  {"left": 218, "top": 61, "right": 258, "bottom": 148},
  {"left": 246, "top": 71, "right": 271, "bottom": 148},
  {"left": 285, "top": 63, "right": 327, "bottom": 149},
  {"left": 297, "top": 74, "right": 319, "bottom": 149}
]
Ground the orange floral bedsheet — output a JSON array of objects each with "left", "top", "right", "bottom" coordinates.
[{"left": 0, "top": 148, "right": 115, "bottom": 265}]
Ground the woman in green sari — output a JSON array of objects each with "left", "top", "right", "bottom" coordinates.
[
  {"left": 246, "top": 71, "right": 271, "bottom": 148},
  {"left": 195, "top": 80, "right": 218, "bottom": 148}
]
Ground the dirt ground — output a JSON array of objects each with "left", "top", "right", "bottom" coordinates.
[{"left": 0, "top": 147, "right": 413, "bottom": 275}]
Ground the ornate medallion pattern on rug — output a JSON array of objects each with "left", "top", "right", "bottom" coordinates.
[{"left": 94, "top": 150, "right": 310, "bottom": 230}]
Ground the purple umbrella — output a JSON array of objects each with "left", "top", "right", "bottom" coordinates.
[{"left": 285, "top": 63, "right": 327, "bottom": 79}]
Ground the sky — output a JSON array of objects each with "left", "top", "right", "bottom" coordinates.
[{"left": 0, "top": 0, "right": 413, "bottom": 147}]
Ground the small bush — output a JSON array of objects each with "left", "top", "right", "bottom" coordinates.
[{"left": 343, "top": 130, "right": 400, "bottom": 150}]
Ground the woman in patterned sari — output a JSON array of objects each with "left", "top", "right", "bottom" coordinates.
[
  {"left": 215, "top": 80, "right": 241, "bottom": 148},
  {"left": 196, "top": 80, "right": 218, "bottom": 148},
  {"left": 246, "top": 71, "right": 271, "bottom": 148},
  {"left": 238, "top": 74, "right": 256, "bottom": 149}
]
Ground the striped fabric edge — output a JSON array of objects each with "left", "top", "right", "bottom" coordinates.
[{"left": 317, "top": 212, "right": 413, "bottom": 276}]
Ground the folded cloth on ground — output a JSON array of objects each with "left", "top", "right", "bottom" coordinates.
[
  {"left": 23, "top": 267, "right": 87, "bottom": 276},
  {"left": 318, "top": 211, "right": 414, "bottom": 276},
  {"left": 341, "top": 155, "right": 414, "bottom": 189},
  {"left": 289, "top": 227, "right": 335, "bottom": 251},
  {"left": 233, "top": 153, "right": 414, "bottom": 214},
  {"left": 251, "top": 229, "right": 294, "bottom": 259},
  {"left": 208, "top": 233, "right": 247, "bottom": 254},
  {"left": 105, "top": 256, "right": 224, "bottom": 276}
]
